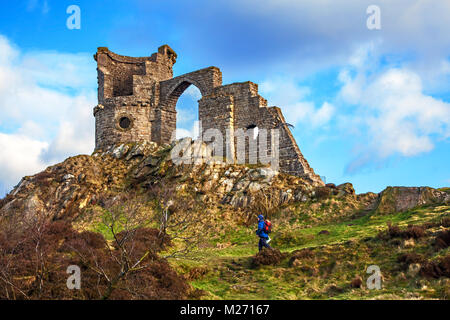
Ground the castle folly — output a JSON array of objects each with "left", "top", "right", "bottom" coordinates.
[{"left": 93, "top": 45, "right": 323, "bottom": 185}]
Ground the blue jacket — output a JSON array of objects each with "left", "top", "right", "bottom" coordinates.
[{"left": 257, "top": 215, "right": 268, "bottom": 238}]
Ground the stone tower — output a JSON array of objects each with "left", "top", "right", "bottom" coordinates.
[{"left": 93, "top": 45, "right": 323, "bottom": 185}]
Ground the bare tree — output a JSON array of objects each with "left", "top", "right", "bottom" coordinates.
[
  {"left": 0, "top": 192, "right": 189, "bottom": 300},
  {"left": 245, "top": 188, "right": 283, "bottom": 225},
  {"left": 71, "top": 192, "right": 169, "bottom": 299},
  {"left": 147, "top": 182, "right": 213, "bottom": 259}
]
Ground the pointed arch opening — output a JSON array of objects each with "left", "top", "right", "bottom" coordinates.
[{"left": 175, "top": 84, "right": 202, "bottom": 140}]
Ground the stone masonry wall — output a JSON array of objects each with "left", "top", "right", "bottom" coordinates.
[
  {"left": 155, "top": 67, "right": 223, "bottom": 144},
  {"left": 93, "top": 45, "right": 323, "bottom": 184}
]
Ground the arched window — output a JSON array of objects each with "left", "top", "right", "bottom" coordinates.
[{"left": 175, "top": 85, "right": 202, "bottom": 140}]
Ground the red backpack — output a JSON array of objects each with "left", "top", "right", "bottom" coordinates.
[{"left": 263, "top": 220, "right": 272, "bottom": 234}]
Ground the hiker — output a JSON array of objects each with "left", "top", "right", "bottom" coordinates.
[{"left": 256, "top": 214, "right": 272, "bottom": 252}]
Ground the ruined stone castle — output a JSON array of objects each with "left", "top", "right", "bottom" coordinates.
[{"left": 93, "top": 45, "right": 323, "bottom": 185}]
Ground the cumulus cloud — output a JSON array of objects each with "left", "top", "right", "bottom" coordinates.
[
  {"left": 175, "top": 85, "right": 201, "bottom": 139},
  {"left": 183, "top": 85, "right": 202, "bottom": 100},
  {"left": 174, "top": 122, "right": 201, "bottom": 140},
  {"left": 0, "top": 133, "right": 48, "bottom": 189},
  {"left": 0, "top": 35, "right": 96, "bottom": 193},
  {"left": 21, "top": 51, "right": 96, "bottom": 91},
  {"left": 338, "top": 44, "right": 450, "bottom": 172},
  {"left": 175, "top": 128, "right": 194, "bottom": 140},
  {"left": 260, "top": 78, "right": 335, "bottom": 127}
]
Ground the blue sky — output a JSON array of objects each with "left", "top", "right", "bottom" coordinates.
[{"left": 0, "top": 0, "right": 449, "bottom": 196}]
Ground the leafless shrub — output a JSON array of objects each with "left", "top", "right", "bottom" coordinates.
[
  {"left": 350, "top": 276, "right": 363, "bottom": 288},
  {"left": 420, "top": 255, "right": 450, "bottom": 279},
  {"left": 315, "top": 186, "right": 332, "bottom": 200},
  {"left": 435, "top": 230, "right": 450, "bottom": 250},
  {"left": 397, "top": 252, "right": 424, "bottom": 270},
  {"left": 146, "top": 182, "right": 213, "bottom": 259},
  {"left": 242, "top": 189, "right": 283, "bottom": 226},
  {"left": 251, "top": 248, "right": 286, "bottom": 268},
  {"left": 0, "top": 194, "right": 190, "bottom": 300},
  {"left": 379, "top": 222, "right": 426, "bottom": 240}
]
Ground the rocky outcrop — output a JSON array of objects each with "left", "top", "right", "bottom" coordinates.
[
  {"left": 129, "top": 139, "right": 319, "bottom": 208},
  {"left": 336, "top": 183, "right": 355, "bottom": 196},
  {"left": 1, "top": 141, "right": 448, "bottom": 223},
  {"left": 0, "top": 152, "right": 130, "bottom": 221},
  {"left": 0, "top": 140, "right": 320, "bottom": 222},
  {"left": 374, "top": 187, "right": 450, "bottom": 215}
]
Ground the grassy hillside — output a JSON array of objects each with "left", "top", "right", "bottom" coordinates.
[
  {"left": 171, "top": 204, "right": 449, "bottom": 300},
  {"left": 1, "top": 142, "right": 448, "bottom": 300}
]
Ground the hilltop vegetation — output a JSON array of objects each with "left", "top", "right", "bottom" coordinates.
[{"left": 0, "top": 141, "right": 449, "bottom": 299}]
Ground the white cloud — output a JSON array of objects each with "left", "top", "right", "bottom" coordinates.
[
  {"left": 175, "top": 128, "right": 194, "bottom": 140},
  {"left": 183, "top": 85, "right": 202, "bottom": 100},
  {"left": 312, "top": 102, "right": 335, "bottom": 127},
  {"left": 0, "top": 35, "right": 96, "bottom": 193},
  {"left": 175, "top": 121, "right": 202, "bottom": 140},
  {"left": 260, "top": 78, "right": 334, "bottom": 127},
  {"left": 0, "top": 133, "right": 48, "bottom": 188},
  {"left": 21, "top": 51, "right": 96, "bottom": 90},
  {"left": 338, "top": 44, "right": 450, "bottom": 172}
]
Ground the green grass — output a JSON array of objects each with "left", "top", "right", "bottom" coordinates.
[
  {"left": 169, "top": 204, "right": 450, "bottom": 300},
  {"left": 91, "top": 210, "right": 128, "bottom": 240},
  {"left": 89, "top": 205, "right": 156, "bottom": 241}
]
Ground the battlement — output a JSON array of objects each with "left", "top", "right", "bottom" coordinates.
[{"left": 94, "top": 45, "right": 176, "bottom": 104}]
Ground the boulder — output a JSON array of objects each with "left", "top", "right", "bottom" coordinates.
[
  {"left": 217, "top": 178, "right": 235, "bottom": 193},
  {"left": 336, "top": 183, "right": 355, "bottom": 195},
  {"left": 230, "top": 194, "right": 250, "bottom": 208},
  {"left": 248, "top": 182, "right": 263, "bottom": 193},
  {"left": 109, "top": 143, "right": 130, "bottom": 159},
  {"left": 233, "top": 178, "right": 250, "bottom": 191},
  {"left": 280, "top": 190, "right": 293, "bottom": 203},
  {"left": 125, "top": 141, "right": 158, "bottom": 161},
  {"left": 375, "top": 186, "right": 449, "bottom": 215},
  {"left": 248, "top": 167, "right": 277, "bottom": 182},
  {"left": 63, "top": 174, "right": 75, "bottom": 181}
]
